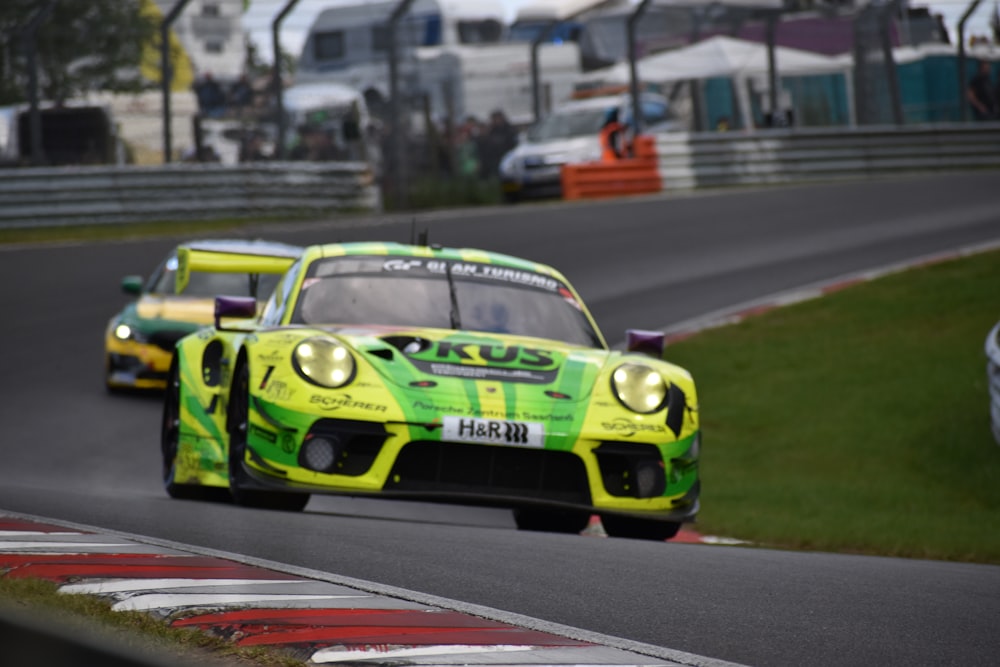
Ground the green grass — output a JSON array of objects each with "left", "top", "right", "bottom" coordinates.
[
  {"left": 0, "top": 214, "right": 331, "bottom": 246},
  {"left": 664, "top": 249, "right": 1000, "bottom": 563},
  {"left": 0, "top": 577, "right": 306, "bottom": 666}
]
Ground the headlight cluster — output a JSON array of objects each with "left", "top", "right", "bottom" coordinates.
[
  {"left": 113, "top": 323, "right": 148, "bottom": 343},
  {"left": 293, "top": 337, "right": 355, "bottom": 388},
  {"left": 611, "top": 363, "right": 668, "bottom": 414}
]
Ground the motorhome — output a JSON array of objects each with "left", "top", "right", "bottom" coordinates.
[{"left": 293, "top": 0, "right": 584, "bottom": 126}]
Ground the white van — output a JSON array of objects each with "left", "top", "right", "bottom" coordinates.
[
  {"left": 294, "top": 0, "right": 582, "bottom": 126},
  {"left": 498, "top": 91, "right": 681, "bottom": 201}
]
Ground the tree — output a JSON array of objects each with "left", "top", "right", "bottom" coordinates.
[{"left": 0, "top": 0, "right": 168, "bottom": 106}]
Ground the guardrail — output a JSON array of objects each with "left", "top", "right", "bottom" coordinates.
[
  {"left": 654, "top": 123, "right": 1000, "bottom": 189},
  {"left": 0, "top": 161, "right": 381, "bottom": 229},
  {"left": 986, "top": 321, "right": 1000, "bottom": 446}
]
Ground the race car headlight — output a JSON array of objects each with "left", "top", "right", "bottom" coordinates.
[
  {"left": 611, "top": 363, "right": 668, "bottom": 414},
  {"left": 114, "top": 323, "right": 148, "bottom": 343},
  {"left": 293, "top": 337, "right": 355, "bottom": 388}
]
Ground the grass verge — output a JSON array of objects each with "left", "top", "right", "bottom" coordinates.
[
  {"left": 664, "top": 248, "right": 1000, "bottom": 563},
  {"left": 0, "top": 577, "right": 305, "bottom": 666}
]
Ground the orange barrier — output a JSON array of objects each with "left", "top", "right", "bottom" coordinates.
[{"left": 561, "top": 135, "right": 662, "bottom": 200}]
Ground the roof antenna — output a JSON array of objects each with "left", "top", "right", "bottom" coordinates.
[{"left": 417, "top": 227, "right": 429, "bottom": 246}]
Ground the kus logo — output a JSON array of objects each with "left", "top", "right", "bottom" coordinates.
[{"left": 411, "top": 342, "right": 557, "bottom": 368}]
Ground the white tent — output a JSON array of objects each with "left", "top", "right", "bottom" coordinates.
[
  {"left": 582, "top": 34, "right": 847, "bottom": 84},
  {"left": 579, "top": 35, "right": 851, "bottom": 128}
]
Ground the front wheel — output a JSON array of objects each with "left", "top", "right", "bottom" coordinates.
[
  {"left": 227, "top": 360, "right": 310, "bottom": 512},
  {"left": 513, "top": 508, "right": 591, "bottom": 534},
  {"left": 600, "top": 514, "right": 681, "bottom": 541},
  {"left": 161, "top": 357, "right": 215, "bottom": 500}
]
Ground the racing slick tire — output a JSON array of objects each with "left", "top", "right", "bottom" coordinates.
[
  {"left": 600, "top": 514, "right": 681, "bottom": 541},
  {"left": 227, "top": 360, "right": 310, "bottom": 512},
  {"left": 512, "top": 508, "right": 591, "bottom": 534},
  {"left": 162, "top": 358, "right": 221, "bottom": 501}
]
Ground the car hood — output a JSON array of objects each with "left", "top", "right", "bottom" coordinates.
[
  {"left": 313, "top": 325, "right": 612, "bottom": 405},
  {"left": 510, "top": 136, "right": 601, "bottom": 164}
]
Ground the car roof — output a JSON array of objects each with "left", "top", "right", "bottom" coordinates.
[
  {"left": 304, "top": 242, "right": 568, "bottom": 281},
  {"left": 178, "top": 238, "right": 303, "bottom": 259},
  {"left": 550, "top": 92, "right": 668, "bottom": 114}
]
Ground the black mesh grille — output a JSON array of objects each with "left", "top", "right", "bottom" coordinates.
[
  {"left": 386, "top": 441, "right": 591, "bottom": 505},
  {"left": 304, "top": 419, "right": 388, "bottom": 476}
]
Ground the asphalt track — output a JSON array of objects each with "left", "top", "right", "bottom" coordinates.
[{"left": 1, "top": 172, "right": 1000, "bottom": 666}]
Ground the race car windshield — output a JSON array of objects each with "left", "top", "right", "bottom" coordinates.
[
  {"left": 150, "top": 266, "right": 281, "bottom": 299},
  {"left": 291, "top": 257, "right": 602, "bottom": 348}
]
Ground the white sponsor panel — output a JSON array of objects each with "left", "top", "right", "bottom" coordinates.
[{"left": 442, "top": 416, "right": 544, "bottom": 448}]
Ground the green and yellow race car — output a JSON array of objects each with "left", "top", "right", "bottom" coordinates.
[
  {"left": 162, "top": 242, "right": 699, "bottom": 539},
  {"left": 104, "top": 239, "right": 302, "bottom": 392}
]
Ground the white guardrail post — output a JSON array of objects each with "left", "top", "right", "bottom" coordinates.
[
  {"left": 0, "top": 161, "right": 382, "bottom": 229},
  {"left": 986, "top": 320, "right": 1000, "bottom": 446}
]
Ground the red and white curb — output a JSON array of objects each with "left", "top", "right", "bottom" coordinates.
[{"left": 0, "top": 512, "right": 744, "bottom": 667}]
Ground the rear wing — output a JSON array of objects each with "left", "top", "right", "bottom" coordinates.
[{"left": 175, "top": 247, "right": 297, "bottom": 295}]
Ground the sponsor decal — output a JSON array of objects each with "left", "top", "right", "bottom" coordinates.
[
  {"left": 418, "top": 342, "right": 555, "bottom": 367},
  {"left": 404, "top": 342, "right": 560, "bottom": 384},
  {"left": 280, "top": 432, "right": 297, "bottom": 454},
  {"left": 379, "top": 258, "right": 560, "bottom": 292},
  {"left": 601, "top": 417, "right": 667, "bottom": 438},
  {"left": 558, "top": 287, "right": 583, "bottom": 310},
  {"left": 448, "top": 263, "right": 559, "bottom": 291},
  {"left": 442, "top": 416, "right": 544, "bottom": 448},
  {"left": 250, "top": 424, "right": 277, "bottom": 444},
  {"left": 414, "top": 400, "right": 469, "bottom": 414},
  {"left": 310, "top": 394, "right": 388, "bottom": 413},
  {"left": 262, "top": 380, "right": 294, "bottom": 402},
  {"left": 384, "top": 258, "right": 423, "bottom": 271},
  {"left": 520, "top": 412, "right": 574, "bottom": 422},
  {"left": 257, "top": 350, "right": 283, "bottom": 363}
]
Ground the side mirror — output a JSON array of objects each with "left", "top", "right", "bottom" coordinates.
[
  {"left": 121, "top": 275, "right": 143, "bottom": 295},
  {"left": 215, "top": 295, "right": 258, "bottom": 331},
  {"left": 625, "top": 329, "right": 666, "bottom": 359}
]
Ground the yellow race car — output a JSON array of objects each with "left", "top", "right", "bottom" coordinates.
[
  {"left": 163, "top": 242, "right": 700, "bottom": 540},
  {"left": 104, "top": 239, "right": 302, "bottom": 391}
]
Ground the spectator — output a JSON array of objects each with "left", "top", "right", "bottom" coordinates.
[
  {"left": 455, "top": 116, "right": 482, "bottom": 178},
  {"left": 599, "top": 107, "right": 627, "bottom": 161},
  {"left": 239, "top": 131, "right": 268, "bottom": 162},
  {"left": 289, "top": 123, "right": 343, "bottom": 161},
  {"left": 193, "top": 73, "right": 226, "bottom": 117},
  {"left": 478, "top": 110, "right": 517, "bottom": 179},
  {"left": 228, "top": 74, "right": 254, "bottom": 109},
  {"left": 967, "top": 60, "right": 997, "bottom": 120}
]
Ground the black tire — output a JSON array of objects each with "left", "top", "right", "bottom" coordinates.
[
  {"left": 227, "top": 360, "right": 310, "bottom": 512},
  {"left": 600, "top": 514, "right": 681, "bottom": 541},
  {"left": 161, "top": 357, "right": 215, "bottom": 500},
  {"left": 513, "top": 508, "right": 591, "bottom": 534}
]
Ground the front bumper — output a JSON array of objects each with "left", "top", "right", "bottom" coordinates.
[{"left": 236, "top": 407, "right": 700, "bottom": 522}]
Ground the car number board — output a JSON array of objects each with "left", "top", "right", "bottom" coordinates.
[{"left": 442, "top": 416, "right": 544, "bottom": 448}]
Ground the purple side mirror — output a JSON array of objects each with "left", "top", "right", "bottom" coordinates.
[
  {"left": 625, "top": 329, "right": 666, "bottom": 358},
  {"left": 215, "top": 295, "right": 258, "bottom": 330}
]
